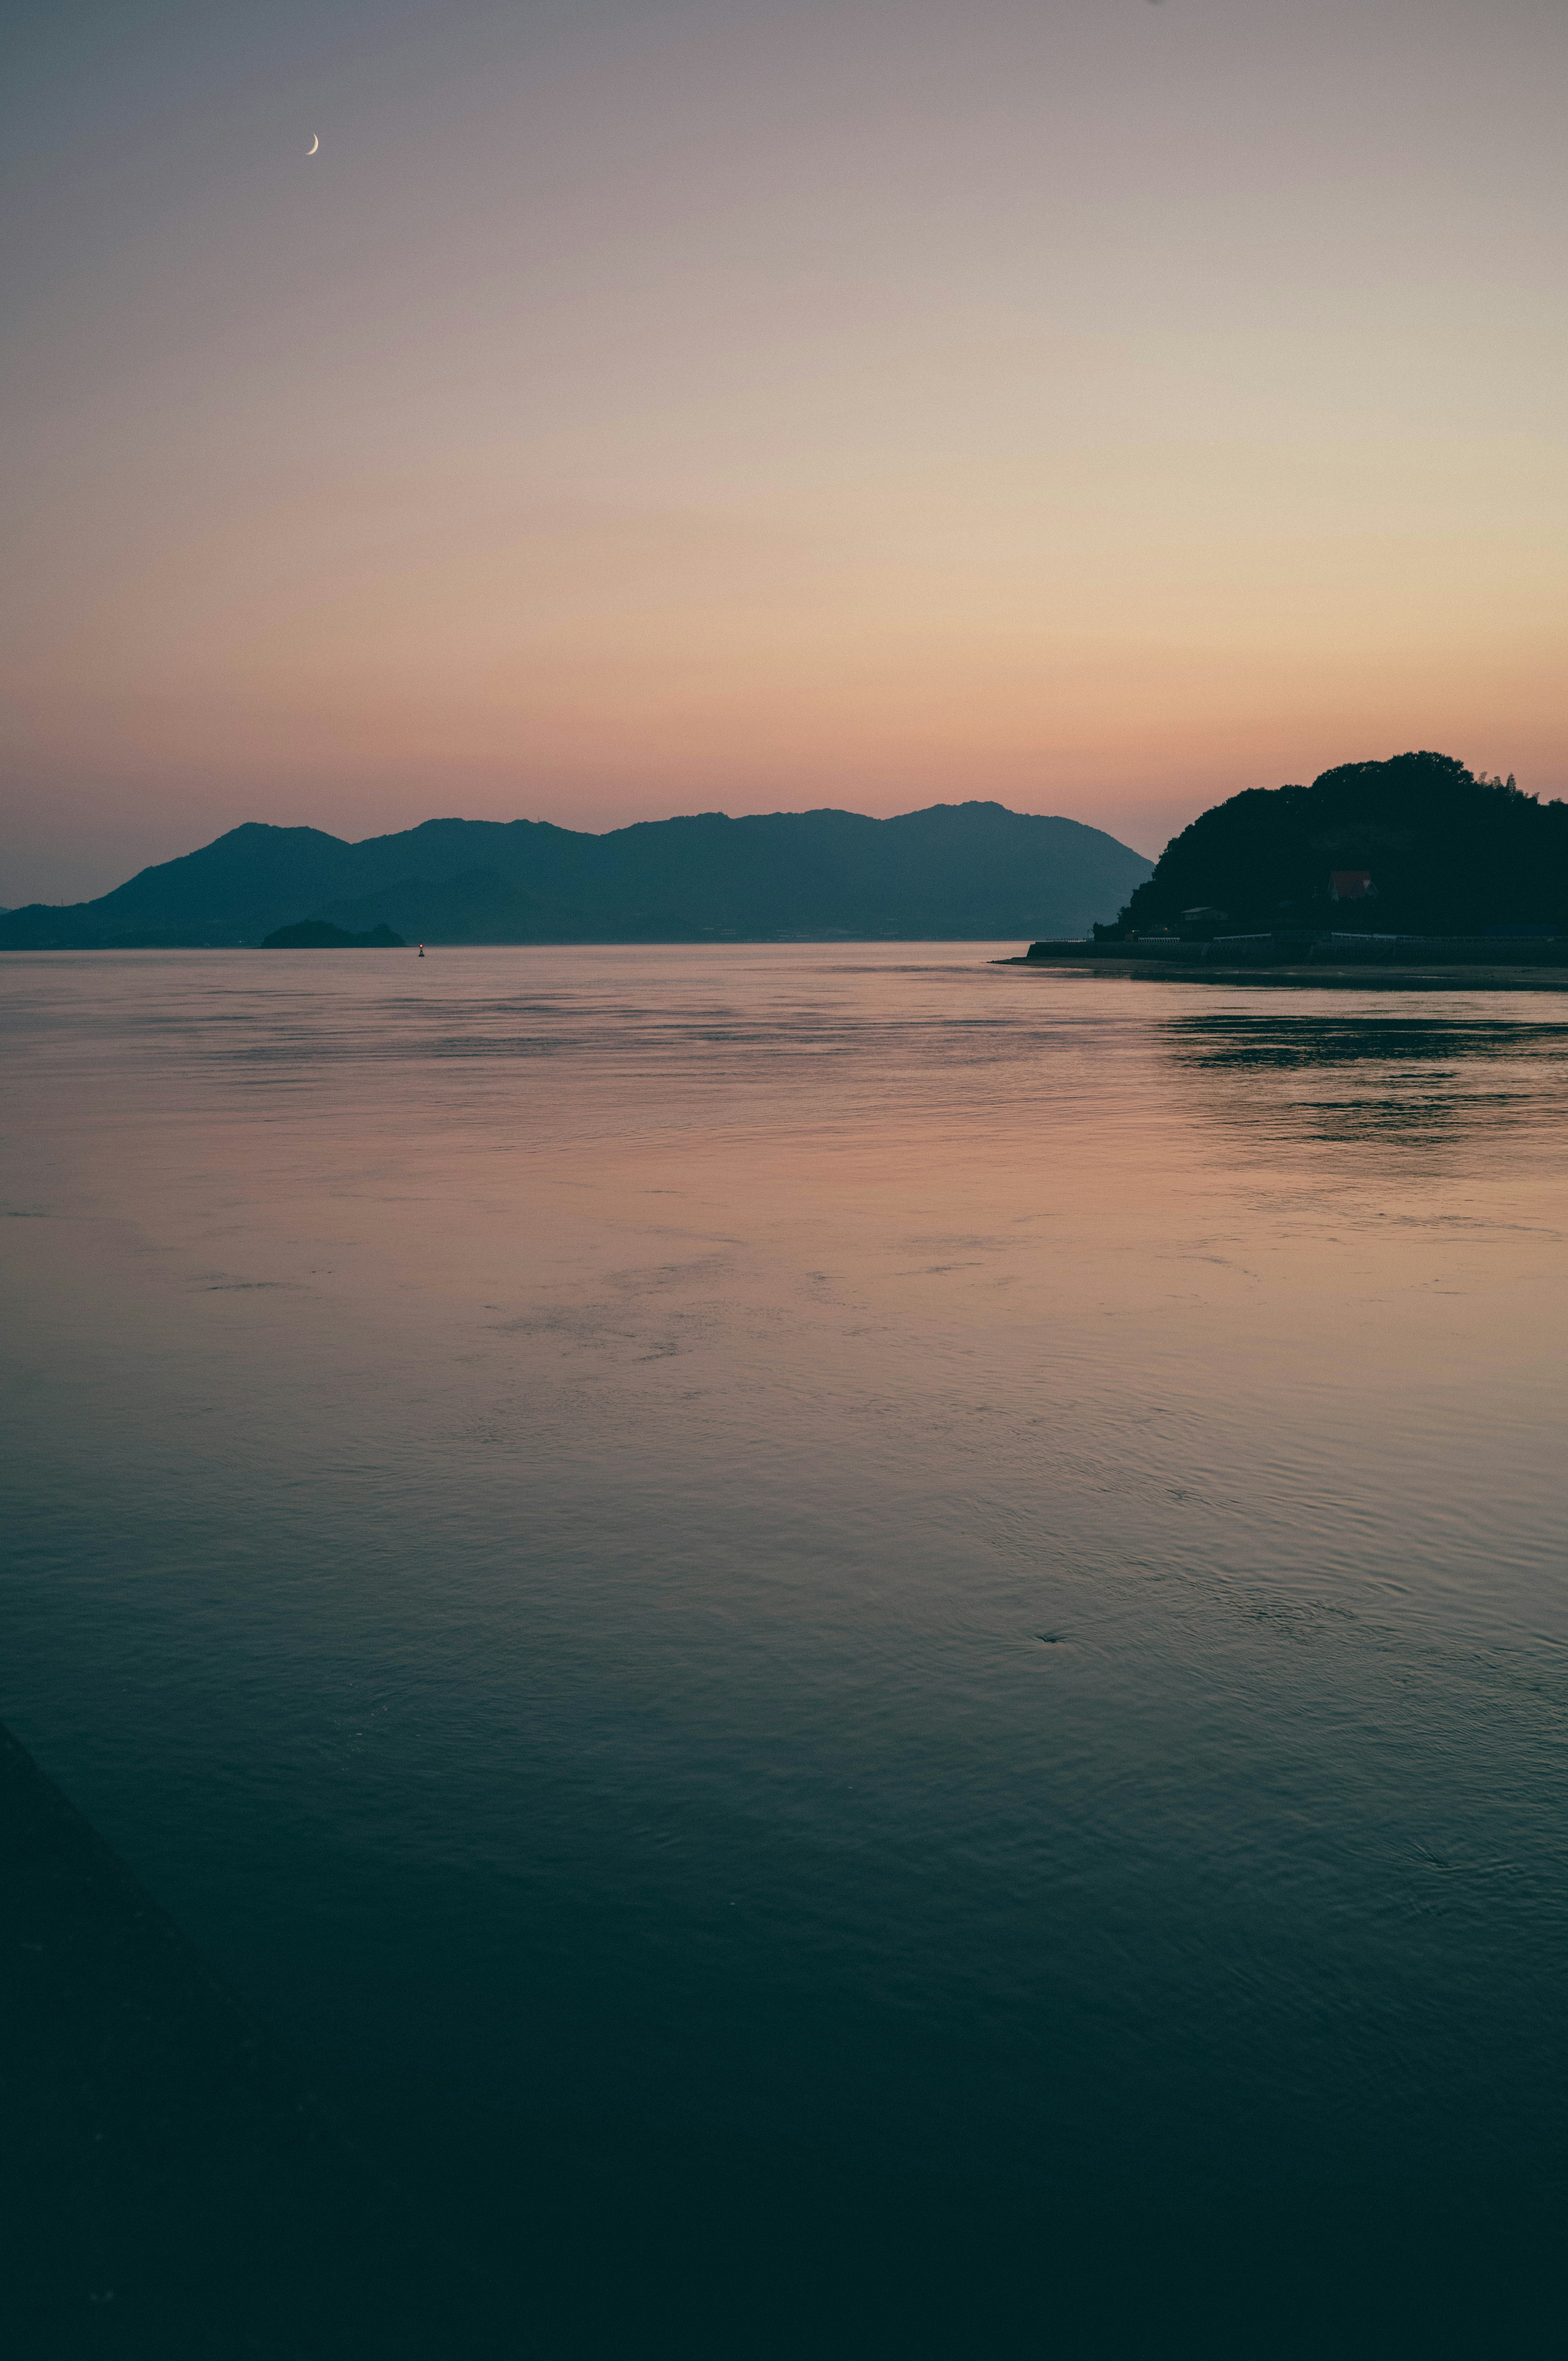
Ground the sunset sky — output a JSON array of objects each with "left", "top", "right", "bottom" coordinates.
[{"left": 7, "top": 0, "right": 1566, "bottom": 904}]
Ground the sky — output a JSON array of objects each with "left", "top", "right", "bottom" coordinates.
[{"left": 5, "top": 0, "right": 1566, "bottom": 905}]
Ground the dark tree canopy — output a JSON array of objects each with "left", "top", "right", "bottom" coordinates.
[{"left": 1105, "top": 752, "right": 1566, "bottom": 939}]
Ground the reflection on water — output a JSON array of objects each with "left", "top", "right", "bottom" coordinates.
[
  {"left": 3, "top": 950, "right": 1567, "bottom": 2347},
  {"left": 1165, "top": 1010, "right": 1568, "bottom": 1068},
  {"left": 1164, "top": 1010, "right": 1568, "bottom": 1147}
]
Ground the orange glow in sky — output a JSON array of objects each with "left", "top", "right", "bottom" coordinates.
[{"left": 6, "top": 0, "right": 1566, "bottom": 901}]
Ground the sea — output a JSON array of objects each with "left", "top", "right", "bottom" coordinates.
[{"left": 4, "top": 944, "right": 1566, "bottom": 2353}]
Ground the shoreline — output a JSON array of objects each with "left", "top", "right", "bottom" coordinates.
[{"left": 995, "top": 956, "right": 1568, "bottom": 991}]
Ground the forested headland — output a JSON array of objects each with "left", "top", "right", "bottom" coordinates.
[{"left": 1102, "top": 753, "right": 1564, "bottom": 941}]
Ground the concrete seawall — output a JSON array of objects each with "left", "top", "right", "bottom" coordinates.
[{"left": 1003, "top": 942, "right": 1568, "bottom": 989}]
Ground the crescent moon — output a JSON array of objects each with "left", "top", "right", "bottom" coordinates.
[{"left": 307, "top": 134, "right": 319, "bottom": 155}]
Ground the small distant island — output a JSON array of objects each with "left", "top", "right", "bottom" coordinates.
[{"left": 262, "top": 920, "right": 405, "bottom": 949}]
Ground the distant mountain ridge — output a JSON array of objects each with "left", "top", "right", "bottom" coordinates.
[{"left": 0, "top": 804, "right": 1151, "bottom": 949}]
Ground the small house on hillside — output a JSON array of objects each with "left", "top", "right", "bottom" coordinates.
[{"left": 1330, "top": 871, "right": 1374, "bottom": 902}]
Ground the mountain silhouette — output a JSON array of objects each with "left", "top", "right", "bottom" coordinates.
[
  {"left": 0, "top": 804, "right": 1150, "bottom": 949},
  {"left": 1102, "top": 753, "right": 1566, "bottom": 940}
]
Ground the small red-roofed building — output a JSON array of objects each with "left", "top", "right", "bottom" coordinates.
[{"left": 1330, "top": 870, "right": 1374, "bottom": 901}]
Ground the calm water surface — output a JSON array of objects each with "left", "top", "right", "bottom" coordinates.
[{"left": 4, "top": 946, "right": 1566, "bottom": 2346}]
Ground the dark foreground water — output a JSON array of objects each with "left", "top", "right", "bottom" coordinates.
[{"left": 4, "top": 946, "right": 1566, "bottom": 2353}]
